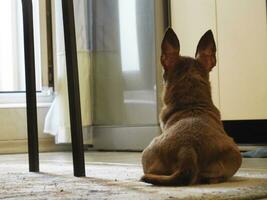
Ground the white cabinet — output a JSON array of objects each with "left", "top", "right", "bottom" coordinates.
[
  {"left": 216, "top": 0, "right": 267, "bottom": 120},
  {"left": 171, "top": 0, "right": 267, "bottom": 120}
]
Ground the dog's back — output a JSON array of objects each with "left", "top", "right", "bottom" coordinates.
[{"left": 141, "top": 28, "right": 242, "bottom": 186}]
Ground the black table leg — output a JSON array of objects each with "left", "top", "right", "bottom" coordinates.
[
  {"left": 61, "top": 0, "right": 86, "bottom": 177},
  {"left": 21, "top": 0, "right": 39, "bottom": 172}
]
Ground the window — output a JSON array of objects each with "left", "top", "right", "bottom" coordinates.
[
  {"left": 118, "top": 0, "right": 140, "bottom": 72},
  {"left": 0, "top": 0, "right": 50, "bottom": 93}
]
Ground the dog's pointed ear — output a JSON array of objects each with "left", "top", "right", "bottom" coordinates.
[
  {"left": 195, "top": 30, "right": 216, "bottom": 72},
  {"left": 161, "top": 28, "right": 180, "bottom": 71}
]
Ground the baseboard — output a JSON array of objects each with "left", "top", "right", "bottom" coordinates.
[
  {"left": 223, "top": 120, "right": 267, "bottom": 144},
  {"left": 0, "top": 138, "right": 71, "bottom": 154},
  {"left": 238, "top": 145, "right": 267, "bottom": 152},
  {"left": 92, "top": 125, "right": 160, "bottom": 151}
]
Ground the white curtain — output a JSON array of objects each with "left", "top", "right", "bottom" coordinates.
[{"left": 44, "top": 0, "right": 92, "bottom": 144}]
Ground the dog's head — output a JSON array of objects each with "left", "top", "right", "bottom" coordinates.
[{"left": 161, "top": 28, "right": 216, "bottom": 106}]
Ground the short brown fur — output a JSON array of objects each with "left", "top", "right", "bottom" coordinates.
[{"left": 141, "top": 28, "right": 242, "bottom": 186}]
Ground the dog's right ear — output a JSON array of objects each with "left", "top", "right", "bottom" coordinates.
[
  {"left": 161, "top": 28, "right": 180, "bottom": 71},
  {"left": 195, "top": 30, "right": 216, "bottom": 72}
]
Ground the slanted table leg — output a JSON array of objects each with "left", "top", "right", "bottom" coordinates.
[
  {"left": 61, "top": 0, "right": 86, "bottom": 177},
  {"left": 21, "top": 0, "right": 39, "bottom": 172}
]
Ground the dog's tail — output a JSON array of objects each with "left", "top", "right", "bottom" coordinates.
[{"left": 141, "top": 147, "right": 198, "bottom": 186}]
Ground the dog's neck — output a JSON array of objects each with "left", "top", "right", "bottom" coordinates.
[{"left": 160, "top": 75, "right": 221, "bottom": 130}]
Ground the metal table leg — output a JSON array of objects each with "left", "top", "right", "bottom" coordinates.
[
  {"left": 61, "top": 0, "right": 86, "bottom": 177},
  {"left": 21, "top": 0, "right": 39, "bottom": 172}
]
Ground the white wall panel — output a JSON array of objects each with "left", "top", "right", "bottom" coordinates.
[{"left": 171, "top": 0, "right": 220, "bottom": 108}]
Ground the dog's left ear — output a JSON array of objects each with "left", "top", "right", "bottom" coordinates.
[
  {"left": 195, "top": 30, "right": 216, "bottom": 71},
  {"left": 161, "top": 28, "right": 180, "bottom": 71}
]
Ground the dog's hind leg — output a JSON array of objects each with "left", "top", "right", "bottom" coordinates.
[
  {"left": 200, "top": 148, "right": 241, "bottom": 184},
  {"left": 141, "top": 147, "right": 199, "bottom": 186},
  {"left": 199, "top": 161, "right": 226, "bottom": 184}
]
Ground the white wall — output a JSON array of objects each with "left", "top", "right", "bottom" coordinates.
[
  {"left": 0, "top": 106, "right": 70, "bottom": 154},
  {"left": 0, "top": 107, "right": 48, "bottom": 140}
]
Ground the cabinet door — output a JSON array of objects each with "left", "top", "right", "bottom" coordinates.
[
  {"left": 171, "top": 0, "right": 220, "bottom": 108},
  {"left": 217, "top": 0, "right": 267, "bottom": 120}
]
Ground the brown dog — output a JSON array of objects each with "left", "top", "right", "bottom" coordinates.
[{"left": 141, "top": 28, "right": 242, "bottom": 186}]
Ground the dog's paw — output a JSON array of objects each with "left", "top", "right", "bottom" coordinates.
[{"left": 140, "top": 175, "right": 146, "bottom": 182}]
